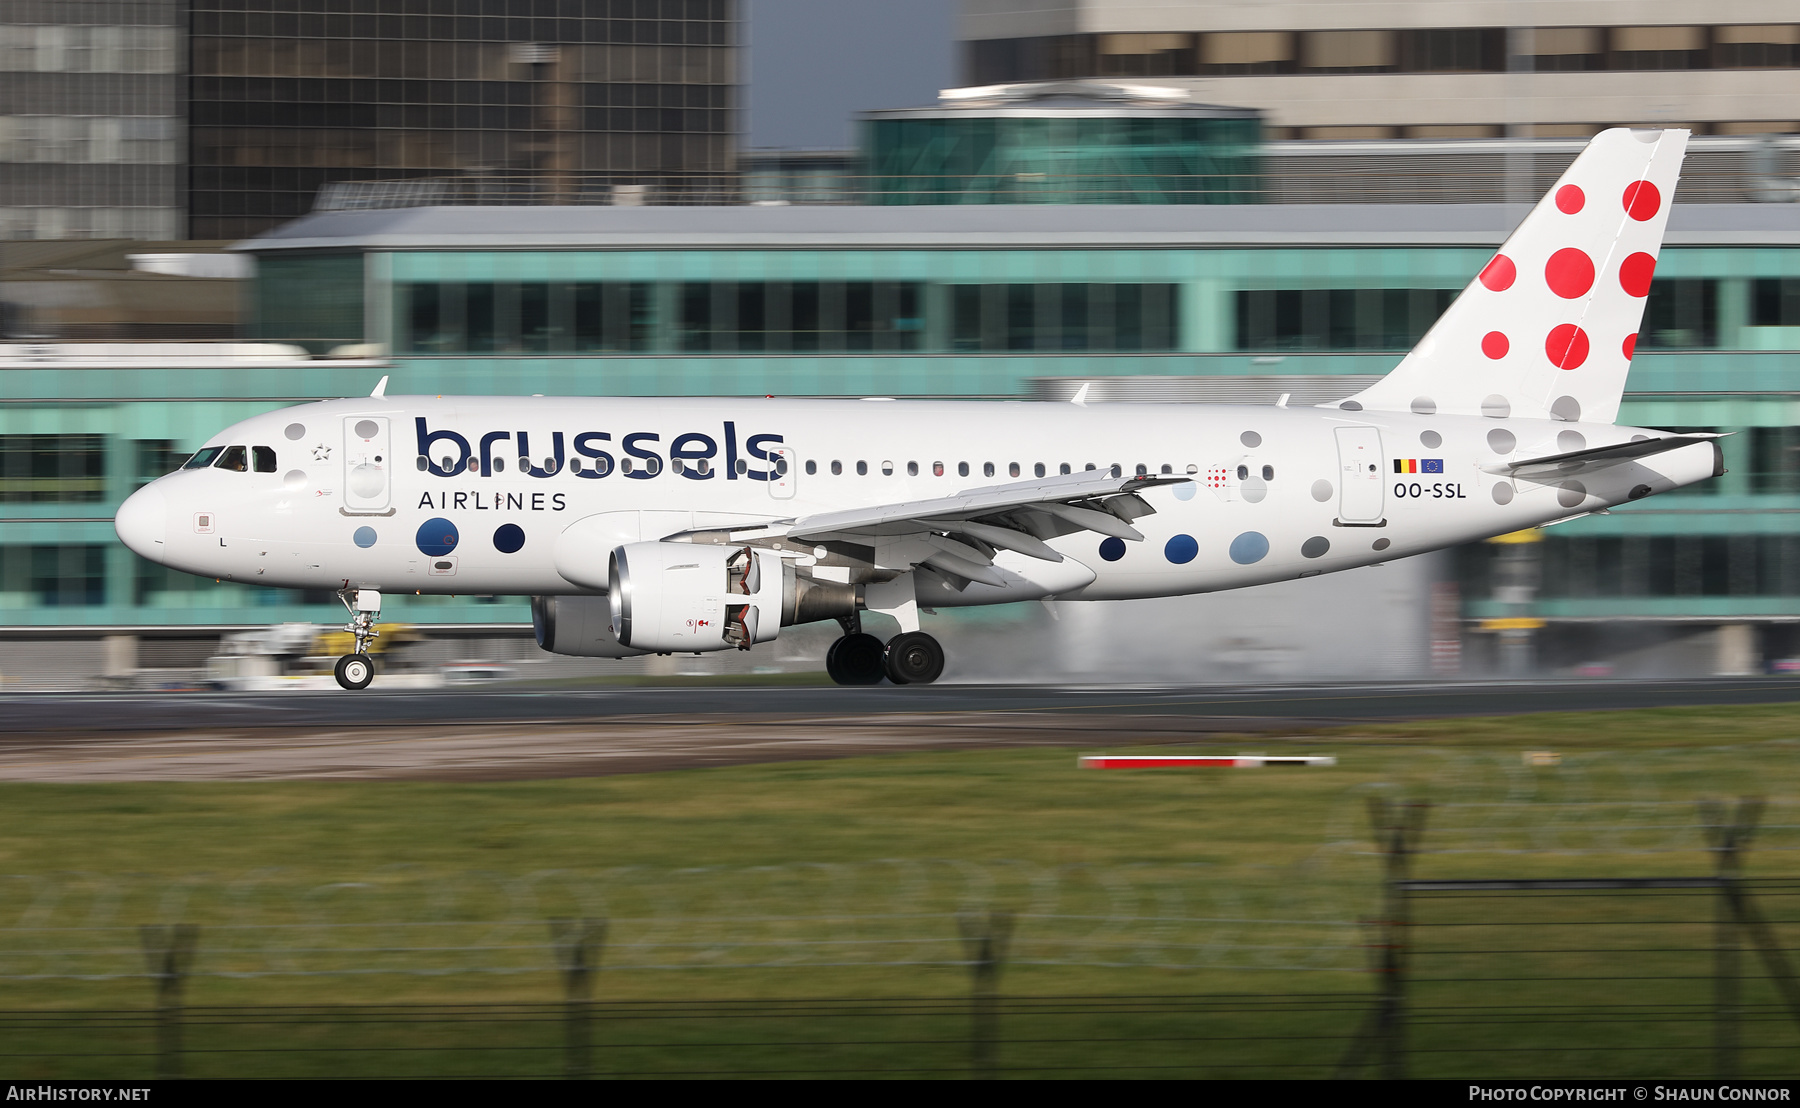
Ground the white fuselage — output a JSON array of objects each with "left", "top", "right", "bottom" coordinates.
[{"left": 115, "top": 395, "right": 1717, "bottom": 605}]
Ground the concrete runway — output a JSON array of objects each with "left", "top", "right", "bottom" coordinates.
[{"left": 0, "top": 678, "right": 1795, "bottom": 783}]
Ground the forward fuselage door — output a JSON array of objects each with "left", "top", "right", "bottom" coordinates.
[
  {"left": 767, "top": 446, "right": 795, "bottom": 500},
  {"left": 1334, "top": 425, "right": 1385, "bottom": 524},
  {"left": 344, "top": 416, "right": 392, "bottom": 512}
]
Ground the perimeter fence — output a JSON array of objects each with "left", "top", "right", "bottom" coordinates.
[{"left": 3, "top": 793, "right": 1800, "bottom": 1077}]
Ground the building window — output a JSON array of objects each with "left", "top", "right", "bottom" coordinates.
[
  {"left": 1096, "top": 33, "right": 1196, "bottom": 77},
  {"left": 0, "top": 435, "right": 105, "bottom": 503},
  {"left": 1521, "top": 27, "right": 1605, "bottom": 71},
  {"left": 1300, "top": 30, "right": 1396, "bottom": 73},
  {"left": 1752, "top": 278, "right": 1800, "bottom": 326},
  {"left": 133, "top": 440, "right": 184, "bottom": 488},
  {"left": 1715, "top": 25, "right": 1800, "bottom": 68},
  {"left": 1199, "top": 31, "right": 1294, "bottom": 75},
  {"left": 1609, "top": 26, "right": 1708, "bottom": 71},
  {"left": 1234, "top": 288, "right": 1456, "bottom": 351},
  {"left": 1642, "top": 279, "right": 1718, "bottom": 348},
  {"left": 1397, "top": 28, "right": 1504, "bottom": 72},
  {"left": 1, "top": 545, "right": 106, "bottom": 607}
]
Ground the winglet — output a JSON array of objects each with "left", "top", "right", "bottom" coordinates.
[
  {"left": 1275, "top": 393, "right": 1290, "bottom": 409},
  {"left": 370, "top": 375, "right": 389, "bottom": 398},
  {"left": 1071, "top": 382, "right": 1091, "bottom": 407}
]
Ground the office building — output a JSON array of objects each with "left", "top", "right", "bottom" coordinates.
[
  {"left": 188, "top": 0, "right": 739, "bottom": 240},
  {"left": 959, "top": 1, "right": 1800, "bottom": 139},
  {"left": 0, "top": 0, "right": 185, "bottom": 241}
]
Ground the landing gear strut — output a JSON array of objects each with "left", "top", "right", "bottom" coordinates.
[{"left": 334, "top": 588, "right": 381, "bottom": 691}]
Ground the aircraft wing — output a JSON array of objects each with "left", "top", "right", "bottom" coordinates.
[
  {"left": 1482, "top": 434, "right": 1724, "bottom": 482},
  {"left": 744, "top": 470, "right": 1191, "bottom": 587}
]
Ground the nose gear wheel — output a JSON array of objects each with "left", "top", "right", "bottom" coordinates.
[{"left": 334, "top": 653, "right": 375, "bottom": 691}]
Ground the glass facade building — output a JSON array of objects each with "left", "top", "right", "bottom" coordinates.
[
  {"left": 7, "top": 199, "right": 1800, "bottom": 672},
  {"left": 861, "top": 96, "right": 1260, "bottom": 205},
  {"left": 0, "top": 0, "right": 185, "bottom": 240},
  {"left": 188, "top": 0, "right": 737, "bottom": 239}
]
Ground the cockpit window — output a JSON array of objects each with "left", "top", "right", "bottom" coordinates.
[
  {"left": 215, "top": 445, "right": 248, "bottom": 472},
  {"left": 183, "top": 447, "right": 223, "bottom": 470},
  {"left": 252, "top": 446, "right": 277, "bottom": 473}
]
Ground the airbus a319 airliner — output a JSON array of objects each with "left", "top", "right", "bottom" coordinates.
[{"left": 115, "top": 128, "right": 1719, "bottom": 690}]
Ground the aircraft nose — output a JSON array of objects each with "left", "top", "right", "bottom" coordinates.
[{"left": 114, "top": 484, "right": 167, "bottom": 559}]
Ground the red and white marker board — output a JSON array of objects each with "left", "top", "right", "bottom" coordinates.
[{"left": 1079, "top": 755, "right": 1337, "bottom": 769}]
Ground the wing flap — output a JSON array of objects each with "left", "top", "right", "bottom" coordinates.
[{"left": 782, "top": 470, "right": 1187, "bottom": 542}]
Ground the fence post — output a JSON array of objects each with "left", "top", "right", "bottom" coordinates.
[
  {"left": 1701, "top": 799, "right": 1756, "bottom": 1078},
  {"left": 138, "top": 924, "right": 197, "bottom": 1080},
  {"left": 1336, "top": 797, "right": 1429, "bottom": 1079},
  {"left": 549, "top": 918, "right": 606, "bottom": 1079},
  {"left": 958, "top": 909, "right": 1014, "bottom": 1080}
]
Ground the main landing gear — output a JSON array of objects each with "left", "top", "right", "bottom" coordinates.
[
  {"left": 824, "top": 616, "right": 946, "bottom": 686},
  {"left": 334, "top": 588, "right": 381, "bottom": 691}
]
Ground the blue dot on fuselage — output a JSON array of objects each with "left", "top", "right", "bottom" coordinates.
[
  {"left": 1098, "top": 537, "right": 1127, "bottom": 562},
  {"left": 493, "top": 523, "right": 526, "bottom": 554},
  {"left": 1173, "top": 482, "right": 1197, "bottom": 501},
  {"left": 1165, "top": 534, "right": 1199, "bottom": 564},
  {"left": 353, "top": 526, "right": 377, "bottom": 549},
  {"left": 416, "top": 517, "right": 459, "bottom": 557},
  {"left": 1229, "top": 531, "right": 1270, "bottom": 565}
]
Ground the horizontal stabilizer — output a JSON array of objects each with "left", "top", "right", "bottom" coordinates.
[{"left": 1484, "top": 433, "right": 1724, "bottom": 481}]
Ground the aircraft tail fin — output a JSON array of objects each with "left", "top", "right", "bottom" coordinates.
[{"left": 1339, "top": 127, "right": 1688, "bottom": 425}]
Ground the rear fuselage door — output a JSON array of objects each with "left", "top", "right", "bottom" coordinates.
[
  {"left": 1334, "top": 425, "right": 1385, "bottom": 524},
  {"left": 344, "top": 416, "right": 392, "bottom": 512}
]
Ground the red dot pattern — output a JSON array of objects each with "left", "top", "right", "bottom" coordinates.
[
  {"left": 1623, "top": 333, "right": 1638, "bottom": 360},
  {"left": 1481, "top": 331, "right": 1509, "bottom": 359},
  {"left": 1545, "top": 248, "right": 1596, "bottom": 299},
  {"left": 1546, "top": 324, "right": 1590, "bottom": 370},
  {"left": 1555, "top": 185, "right": 1585, "bottom": 214},
  {"left": 1619, "top": 252, "right": 1656, "bottom": 297},
  {"left": 1479, "top": 254, "right": 1516, "bottom": 292},
  {"left": 1623, "top": 180, "right": 1661, "bottom": 221}
]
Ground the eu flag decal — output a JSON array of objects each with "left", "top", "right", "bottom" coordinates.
[{"left": 1393, "top": 458, "right": 1445, "bottom": 474}]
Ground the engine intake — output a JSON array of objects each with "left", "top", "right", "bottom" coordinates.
[{"left": 609, "top": 541, "right": 783, "bottom": 652}]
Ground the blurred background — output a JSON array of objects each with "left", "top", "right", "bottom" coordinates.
[{"left": 4, "top": 0, "right": 1800, "bottom": 688}]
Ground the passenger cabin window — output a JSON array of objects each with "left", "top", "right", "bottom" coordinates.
[
  {"left": 252, "top": 446, "right": 277, "bottom": 473},
  {"left": 856, "top": 461, "right": 868, "bottom": 476},
  {"left": 983, "top": 462, "right": 995, "bottom": 477},
  {"left": 416, "top": 456, "right": 429, "bottom": 471},
  {"left": 805, "top": 460, "right": 817, "bottom": 475},
  {"left": 183, "top": 446, "right": 223, "bottom": 470},
  {"left": 932, "top": 461, "right": 944, "bottom": 476},
  {"left": 907, "top": 461, "right": 918, "bottom": 476},
  {"left": 1009, "top": 462, "right": 1021, "bottom": 477},
  {"left": 1262, "top": 465, "right": 1275, "bottom": 480},
  {"left": 1060, "top": 463, "right": 1072, "bottom": 474},
  {"left": 1034, "top": 463, "right": 1046, "bottom": 477},
  {"left": 1136, "top": 464, "right": 1148, "bottom": 476},
  {"left": 831, "top": 460, "right": 843, "bottom": 475},
  {"left": 881, "top": 461, "right": 894, "bottom": 476},
  {"left": 215, "top": 446, "right": 248, "bottom": 472},
  {"left": 958, "top": 462, "right": 970, "bottom": 477}
]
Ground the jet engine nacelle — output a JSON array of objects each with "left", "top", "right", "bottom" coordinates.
[
  {"left": 609, "top": 541, "right": 783, "bottom": 653},
  {"left": 530, "top": 594, "right": 648, "bottom": 658}
]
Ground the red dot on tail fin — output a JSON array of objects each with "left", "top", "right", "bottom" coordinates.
[
  {"left": 1623, "top": 181, "right": 1661, "bottom": 221},
  {"left": 1623, "top": 333, "right": 1638, "bottom": 360},
  {"left": 1479, "top": 254, "right": 1516, "bottom": 291},
  {"left": 1619, "top": 252, "right": 1656, "bottom": 297},
  {"left": 1545, "top": 248, "right": 1595, "bottom": 299},
  {"left": 1481, "top": 331, "right": 1509, "bottom": 359},
  {"left": 1547, "top": 324, "right": 1590, "bottom": 370},
  {"left": 1555, "top": 185, "right": 1584, "bottom": 214}
]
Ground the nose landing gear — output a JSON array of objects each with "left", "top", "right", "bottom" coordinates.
[{"left": 334, "top": 588, "right": 381, "bottom": 691}]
